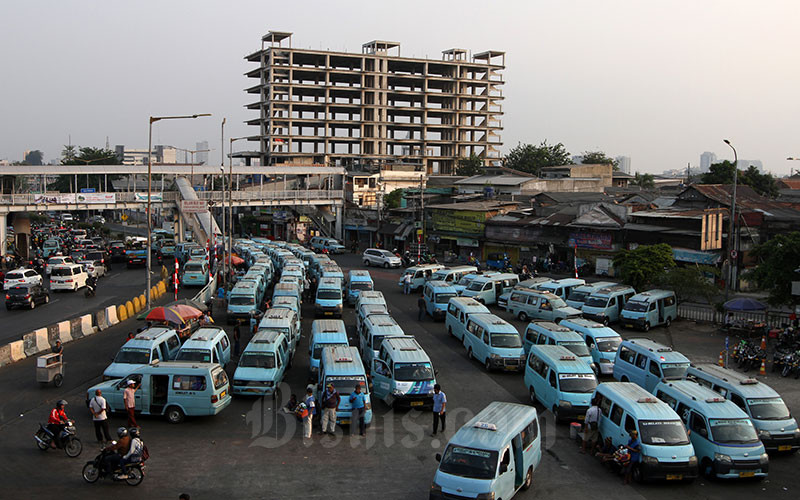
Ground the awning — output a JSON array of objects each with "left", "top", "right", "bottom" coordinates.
[
  {"left": 395, "top": 222, "right": 414, "bottom": 240},
  {"left": 672, "top": 247, "right": 721, "bottom": 265},
  {"left": 344, "top": 225, "right": 377, "bottom": 232},
  {"left": 378, "top": 223, "right": 399, "bottom": 235}
]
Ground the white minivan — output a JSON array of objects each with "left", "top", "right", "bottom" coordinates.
[{"left": 49, "top": 263, "right": 88, "bottom": 292}]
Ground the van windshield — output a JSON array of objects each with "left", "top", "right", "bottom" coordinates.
[
  {"left": 625, "top": 301, "right": 649, "bottom": 312},
  {"left": 435, "top": 292, "right": 457, "bottom": 304},
  {"left": 394, "top": 362, "right": 434, "bottom": 381},
  {"left": 212, "top": 367, "right": 228, "bottom": 389},
  {"left": 747, "top": 398, "right": 792, "bottom": 420},
  {"left": 230, "top": 296, "right": 255, "bottom": 306},
  {"left": 313, "top": 343, "right": 348, "bottom": 359},
  {"left": 50, "top": 268, "right": 73, "bottom": 277},
  {"left": 709, "top": 419, "right": 760, "bottom": 444},
  {"left": 184, "top": 264, "right": 204, "bottom": 272},
  {"left": 350, "top": 282, "right": 373, "bottom": 291},
  {"left": 584, "top": 296, "right": 609, "bottom": 308},
  {"left": 325, "top": 376, "right": 368, "bottom": 396},
  {"left": 239, "top": 352, "right": 276, "bottom": 369},
  {"left": 456, "top": 276, "right": 473, "bottom": 286},
  {"left": 114, "top": 348, "right": 150, "bottom": 364},
  {"left": 660, "top": 362, "right": 689, "bottom": 379},
  {"left": 550, "top": 297, "right": 567, "bottom": 308},
  {"left": 558, "top": 374, "right": 598, "bottom": 393},
  {"left": 467, "top": 281, "right": 484, "bottom": 292},
  {"left": 595, "top": 337, "right": 622, "bottom": 352},
  {"left": 439, "top": 445, "right": 498, "bottom": 480},
  {"left": 491, "top": 334, "right": 522, "bottom": 348},
  {"left": 559, "top": 341, "right": 590, "bottom": 357},
  {"left": 175, "top": 349, "right": 212, "bottom": 363},
  {"left": 317, "top": 290, "right": 342, "bottom": 300},
  {"left": 568, "top": 290, "right": 590, "bottom": 303},
  {"left": 638, "top": 420, "right": 690, "bottom": 446}
]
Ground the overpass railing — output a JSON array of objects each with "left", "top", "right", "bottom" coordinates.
[
  {"left": 194, "top": 190, "right": 343, "bottom": 202},
  {"left": 0, "top": 190, "right": 341, "bottom": 206}
]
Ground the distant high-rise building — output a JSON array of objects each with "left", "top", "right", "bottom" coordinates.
[
  {"left": 196, "top": 141, "right": 209, "bottom": 165},
  {"left": 571, "top": 154, "right": 585, "bottom": 165},
  {"left": 700, "top": 151, "right": 717, "bottom": 172},
  {"left": 615, "top": 156, "right": 631, "bottom": 174},
  {"left": 114, "top": 145, "right": 178, "bottom": 165}
]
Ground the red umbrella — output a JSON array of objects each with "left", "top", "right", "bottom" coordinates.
[
  {"left": 226, "top": 255, "right": 245, "bottom": 266},
  {"left": 145, "top": 305, "right": 202, "bottom": 324},
  {"left": 170, "top": 304, "right": 203, "bottom": 319}
]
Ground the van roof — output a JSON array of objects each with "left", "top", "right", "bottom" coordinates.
[
  {"left": 530, "top": 345, "right": 595, "bottom": 372},
  {"left": 473, "top": 273, "right": 519, "bottom": 283},
  {"left": 348, "top": 270, "right": 371, "bottom": 278},
  {"left": 559, "top": 318, "right": 620, "bottom": 338},
  {"left": 450, "top": 402, "right": 538, "bottom": 452},
  {"left": 274, "top": 282, "right": 300, "bottom": 291},
  {"left": 548, "top": 278, "right": 586, "bottom": 287},
  {"left": 629, "top": 289, "right": 674, "bottom": 301},
  {"left": 381, "top": 336, "right": 430, "bottom": 362},
  {"left": 593, "top": 285, "right": 635, "bottom": 296},
  {"left": 527, "top": 321, "right": 573, "bottom": 334},
  {"left": 425, "top": 280, "right": 454, "bottom": 289},
  {"left": 359, "top": 304, "right": 388, "bottom": 316},
  {"left": 468, "top": 314, "right": 518, "bottom": 333},
  {"left": 251, "top": 330, "right": 285, "bottom": 345},
  {"left": 133, "top": 327, "right": 176, "bottom": 342},
  {"left": 312, "top": 319, "right": 346, "bottom": 333},
  {"left": 573, "top": 281, "right": 617, "bottom": 292},
  {"left": 624, "top": 338, "right": 689, "bottom": 363},
  {"left": 658, "top": 380, "right": 748, "bottom": 418},
  {"left": 186, "top": 327, "right": 226, "bottom": 343},
  {"left": 272, "top": 296, "right": 299, "bottom": 307},
  {"left": 259, "top": 308, "right": 295, "bottom": 323},
  {"left": 448, "top": 296, "right": 488, "bottom": 310},
  {"left": 319, "top": 277, "right": 342, "bottom": 287},
  {"left": 321, "top": 346, "right": 366, "bottom": 376},
  {"left": 515, "top": 289, "right": 561, "bottom": 301},
  {"left": 134, "top": 361, "right": 219, "bottom": 372},
  {"left": 596, "top": 382, "right": 680, "bottom": 420},
  {"left": 689, "top": 364, "right": 779, "bottom": 398}
]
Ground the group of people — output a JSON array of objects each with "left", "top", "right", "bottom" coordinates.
[{"left": 581, "top": 397, "right": 640, "bottom": 485}]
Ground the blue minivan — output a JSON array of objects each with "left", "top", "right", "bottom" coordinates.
[
  {"left": 346, "top": 270, "right": 374, "bottom": 306},
  {"left": 430, "top": 402, "right": 541, "bottom": 499},
  {"left": 309, "top": 319, "right": 349, "bottom": 378},
  {"left": 423, "top": 280, "right": 458, "bottom": 320},
  {"left": 613, "top": 338, "right": 690, "bottom": 393},
  {"left": 559, "top": 318, "right": 622, "bottom": 376},
  {"left": 315, "top": 277, "right": 343, "bottom": 318},
  {"left": 525, "top": 344, "right": 598, "bottom": 422},
  {"left": 463, "top": 313, "right": 525, "bottom": 372},
  {"left": 620, "top": 289, "right": 677, "bottom": 331},
  {"left": 445, "top": 297, "right": 489, "bottom": 341},
  {"left": 232, "top": 330, "right": 291, "bottom": 398},
  {"left": 103, "top": 327, "right": 181, "bottom": 380},
  {"left": 581, "top": 285, "right": 637, "bottom": 325},
  {"left": 316, "top": 346, "right": 373, "bottom": 426}
]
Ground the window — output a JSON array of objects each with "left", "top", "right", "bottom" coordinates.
[
  {"left": 548, "top": 370, "right": 557, "bottom": 388},
  {"left": 525, "top": 329, "right": 536, "bottom": 342},
  {"left": 648, "top": 361, "right": 661, "bottom": 377},
  {"left": 656, "top": 390, "right": 678, "bottom": 409},
  {"left": 676, "top": 403, "right": 691, "bottom": 423},
  {"left": 693, "top": 375, "right": 713, "bottom": 389},
  {"left": 151, "top": 348, "right": 160, "bottom": 362},
  {"left": 731, "top": 393, "right": 746, "bottom": 410},
  {"left": 690, "top": 412, "right": 707, "bottom": 437},
  {"left": 173, "top": 375, "right": 207, "bottom": 391},
  {"left": 619, "top": 347, "right": 635, "bottom": 365},
  {"left": 610, "top": 404, "right": 624, "bottom": 426},
  {"left": 510, "top": 292, "right": 524, "bottom": 303},
  {"left": 527, "top": 296, "right": 539, "bottom": 306},
  {"left": 712, "top": 385, "right": 728, "bottom": 397},
  {"left": 635, "top": 354, "right": 648, "bottom": 369},
  {"left": 483, "top": 332, "right": 490, "bottom": 345},
  {"left": 527, "top": 354, "right": 540, "bottom": 370},
  {"left": 664, "top": 295, "right": 675, "bottom": 307},
  {"left": 598, "top": 395, "right": 612, "bottom": 417},
  {"left": 536, "top": 334, "right": 547, "bottom": 345},
  {"left": 536, "top": 360, "right": 548, "bottom": 378},
  {"left": 448, "top": 304, "right": 458, "bottom": 316},
  {"left": 521, "top": 419, "right": 538, "bottom": 448},
  {"left": 649, "top": 303, "right": 656, "bottom": 311},
  {"left": 624, "top": 415, "right": 637, "bottom": 433}
]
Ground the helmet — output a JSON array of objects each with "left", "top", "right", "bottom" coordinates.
[
  {"left": 117, "top": 427, "right": 128, "bottom": 438},
  {"left": 129, "top": 427, "right": 140, "bottom": 438},
  {"left": 56, "top": 399, "right": 68, "bottom": 407}
]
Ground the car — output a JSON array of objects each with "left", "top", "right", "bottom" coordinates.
[
  {"left": 85, "top": 250, "right": 110, "bottom": 272},
  {"left": 3, "top": 268, "right": 43, "bottom": 290},
  {"left": 78, "top": 259, "right": 106, "bottom": 278},
  {"left": 5, "top": 284, "right": 50, "bottom": 310},
  {"left": 88, "top": 215, "right": 106, "bottom": 224},
  {"left": 109, "top": 240, "right": 126, "bottom": 262},
  {"left": 362, "top": 248, "right": 402, "bottom": 268},
  {"left": 60, "top": 213, "right": 74, "bottom": 222},
  {"left": 45, "top": 256, "right": 74, "bottom": 275}
]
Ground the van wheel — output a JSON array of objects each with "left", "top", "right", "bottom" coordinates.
[
  {"left": 701, "top": 458, "right": 714, "bottom": 479},
  {"left": 166, "top": 406, "right": 185, "bottom": 424},
  {"left": 518, "top": 311, "right": 528, "bottom": 322},
  {"left": 620, "top": 376, "right": 629, "bottom": 383},
  {"left": 665, "top": 317, "right": 672, "bottom": 327},
  {"left": 632, "top": 463, "right": 643, "bottom": 483},
  {"left": 522, "top": 466, "right": 534, "bottom": 490},
  {"left": 643, "top": 322, "right": 650, "bottom": 332},
  {"left": 363, "top": 260, "right": 370, "bottom": 267}
]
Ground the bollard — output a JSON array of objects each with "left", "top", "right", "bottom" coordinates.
[
  {"left": 118, "top": 304, "right": 128, "bottom": 322},
  {"left": 133, "top": 296, "right": 142, "bottom": 313},
  {"left": 139, "top": 294, "right": 146, "bottom": 310},
  {"left": 158, "top": 281, "right": 166, "bottom": 294},
  {"left": 151, "top": 286, "right": 159, "bottom": 300},
  {"left": 125, "top": 300, "right": 134, "bottom": 318}
]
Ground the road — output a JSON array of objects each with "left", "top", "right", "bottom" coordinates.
[{"left": 0, "top": 253, "right": 797, "bottom": 499}]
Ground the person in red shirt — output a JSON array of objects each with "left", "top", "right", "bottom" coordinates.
[{"left": 47, "top": 400, "right": 69, "bottom": 448}]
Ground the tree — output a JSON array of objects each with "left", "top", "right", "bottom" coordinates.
[
  {"left": 24, "top": 150, "right": 44, "bottom": 165},
  {"left": 701, "top": 160, "right": 736, "bottom": 185},
  {"left": 581, "top": 151, "right": 618, "bottom": 170},
  {"left": 656, "top": 265, "right": 720, "bottom": 305},
  {"left": 700, "top": 161, "right": 778, "bottom": 198},
  {"left": 630, "top": 172, "right": 655, "bottom": 189},
  {"left": 613, "top": 243, "right": 675, "bottom": 291},
  {"left": 503, "top": 140, "right": 571, "bottom": 176},
  {"left": 49, "top": 146, "right": 122, "bottom": 192},
  {"left": 743, "top": 232, "right": 800, "bottom": 306},
  {"left": 383, "top": 188, "right": 404, "bottom": 209},
  {"left": 456, "top": 154, "right": 484, "bottom": 177}
]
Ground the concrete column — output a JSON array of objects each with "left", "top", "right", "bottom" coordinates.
[
  {"left": 0, "top": 216, "right": 6, "bottom": 256},
  {"left": 176, "top": 214, "right": 184, "bottom": 243},
  {"left": 334, "top": 206, "right": 343, "bottom": 240}
]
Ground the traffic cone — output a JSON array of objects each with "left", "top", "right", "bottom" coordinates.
[
  {"left": 759, "top": 359, "right": 767, "bottom": 376},
  {"left": 761, "top": 335, "right": 767, "bottom": 351},
  {"left": 718, "top": 351, "right": 725, "bottom": 367}
]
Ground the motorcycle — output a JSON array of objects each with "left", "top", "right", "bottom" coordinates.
[
  {"left": 82, "top": 448, "right": 145, "bottom": 486},
  {"left": 84, "top": 281, "right": 97, "bottom": 298},
  {"left": 34, "top": 421, "right": 82, "bottom": 457},
  {"left": 401, "top": 253, "right": 417, "bottom": 267}
]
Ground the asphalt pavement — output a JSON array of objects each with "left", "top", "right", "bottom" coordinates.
[{"left": 0, "top": 253, "right": 797, "bottom": 500}]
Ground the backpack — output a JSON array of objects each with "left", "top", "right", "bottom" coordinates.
[{"left": 141, "top": 443, "right": 150, "bottom": 461}]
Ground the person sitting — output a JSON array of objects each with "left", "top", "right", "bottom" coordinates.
[
  {"left": 284, "top": 394, "right": 299, "bottom": 413},
  {"left": 103, "top": 427, "right": 131, "bottom": 474},
  {"left": 119, "top": 427, "right": 145, "bottom": 476},
  {"left": 46, "top": 399, "right": 69, "bottom": 448}
]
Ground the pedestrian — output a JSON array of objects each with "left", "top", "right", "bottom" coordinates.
[
  {"left": 233, "top": 321, "right": 241, "bottom": 357},
  {"left": 403, "top": 273, "right": 412, "bottom": 295},
  {"left": 349, "top": 384, "right": 366, "bottom": 436},
  {"left": 622, "top": 430, "right": 641, "bottom": 485},
  {"left": 124, "top": 379, "right": 139, "bottom": 428},
  {"left": 303, "top": 387, "right": 316, "bottom": 439},
  {"left": 88, "top": 389, "right": 112, "bottom": 444},
  {"left": 418, "top": 296, "right": 426, "bottom": 321},
  {"left": 431, "top": 384, "right": 447, "bottom": 436},
  {"left": 320, "top": 383, "right": 340, "bottom": 435},
  {"left": 581, "top": 397, "right": 600, "bottom": 454},
  {"left": 126, "top": 331, "right": 136, "bottom": 341},
  {"left": 52, "top": 340, "right": 63, "bottom": 355}
]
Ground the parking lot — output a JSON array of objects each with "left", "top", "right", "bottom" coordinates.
[{"left": 0, "top": 253, "right": 798, "bottom": 499}]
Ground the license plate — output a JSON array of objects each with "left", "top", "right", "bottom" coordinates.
[
  {"left": 624, "top": 324, "right": 634, "bottom": 328},
  {"left": 324, "top": 312, "right": 333, "bottom": 316},
  {"left": 666, "top": 474, "right": 683, "bottom": 481},
  {"left": 577, "top": 415, "right": 585, "bottom": 421},
  {"left": 410, "top": 401, "right": 423, "bottom": 407},
  {"left": 739, "top": 471, "right": 755, "bottom": 478},
  {"left": 778, "top": 445, "right": 792, "bottom": 451},
  {"left": 504, "top": 366, "right": 517, "bottom": 371},
  {"left": 340, "top": 419, "right": 351, "bottom": 425},
  {"left": 220, "top": 391, "right": 226, "bottom": 399}
]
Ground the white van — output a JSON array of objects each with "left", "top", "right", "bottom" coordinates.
[{"left": 49, "top": 263, "right": 89, "bottom": 292}]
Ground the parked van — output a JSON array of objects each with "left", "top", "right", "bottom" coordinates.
[
  {"left": 50, "top": 263, "right": 88, "bottom": 292},
  {"left": 430, "top": 402, "right": 541, "bottom": 499},
  {"left": 522, "top": 321, "right": 595, "bottom": 372},
  {"left": 654, "top": 380, "right": 768, "bottom": 479},
  {"left": 536, "top": 278, "right": 586, "bottom": 301},
  {"left": 620, "top": 289, "right": 677, "bottom": 331},
  {"left": 309, "top": 320, "right": 349, "bottom": 377},
  {"left": 461, "top": 273, "right": 520, "bottom": 306},
  {"left": 239, "top": 272, "right": 266, "bottom": 303},
  {"left": 88, "top": 361, "right": 231, "bottom": 424},
  {"left": 431, "top": 265, "right": 478, "bottom": 285},
  {"left": 423, "top": 280, "right": 458, "bottom": 320},
  {"left": 463, "top": 313, "right": 525, "bottom": 372},
  {"left": 360, "top": 313, "right": 406, "bottom": 365},
  {"left": 315, "top": 277, "right": 343, "bottom": 318},
  {"left": 581, "top": 285, "right": 637, "bottom": 325},
  {"left": 594, "top": 382, "right": 698, "bottom": 482},
  {"left": 559, "top": 318, "right": 622, "bottom": 375},
  {"left": 525, "top": 345, "right": 598, "bottom": 421},
  {"left": 497, "top": 277, "right": 553, "bottom": 309},
  {"left": 271, "top": 295, "right": 302, "bottom": 333},
  {"left": 506, "top": 289, "right": 582, "bottom": 323},
  {"left": 320, "top": 265, "right": 345, "bottom": 287},
  {"left": 355, "top": 290, "right": 386, "bottom": 312},
  {"left": 232, "top": 330, "right": 291, "bottom": 397},
  {"left": 451, "top": 271, "right": 498, "bottom": 295},
  {"left": 445, "top": 297, "right": 490, "bottom": 341},
  {"left": 565, "top": 281, "right": 617, "bottom": 309},
  {"left": 273, "top": 282, "right": 302, "bottom": 307},
  {"left": 308, "top": 254, "right": 333, "bottom": 281},
  {"left": 309, "top": 236, "right": 346, "bottom": 254},
  {"left": 613, "top": 338, "right": 690, "bottom": 393},
  {"left": 397, "top": 264, "right": 445, "bottom": 293},
  {"left": 181, "top": 259, "right": 209, "bottom": 287},
  {"left": 103, "top": 327, "right": 181, "bottom": 380},
  {"left": 257, "top": 307, "right": 300, "bottom": 357},
  {"left": 372, "top": 336, "right": 436, "bottom": 409},
  {"left": 175, "top": 326, "right": 231, "bottom": 366},
  {"left": 227, "top": 282, "right": 259, "bottom": 324},
  {"left": 317, "top": 346, "right": 373, "bottom": 425},
  {"left": 686, "top": 364, "right": 800, "bottom": 453},
  {"left": 346, "top": 270, "right": 374, "bottom": 306}
]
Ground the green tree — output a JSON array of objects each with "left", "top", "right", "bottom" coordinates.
[
  {"left": 581, "top": 151, "right": 618, "bottom": 170},
  {"left": 49, "top": 146, "right": 122, "bottom": 192},
  {"left": 656, "top": 265, "right": 720, "bottom": 305},
  {"left": 503, "top": 140, "right": 571, "bottom": 176},
  {"left": 456, "top": 154, "right": 484, "bottom": 177},
  {"left": 700, "top": 161, "right": 778, "bottom": 198},
  {"left": 613, "top": 243, "right": 675, "bottom": 291},
  {"left": 701, "top": 160, "right": 736, "bottom": 184},
  {"left": 24, "top": 150, "right": 44, "bottom": 165},
  {"left": 383, "top": 188, "right": 404, "bottom": 209},
  {"left": 743, "top": 232, "right": 800, "bottom": 306},
  {"left": 630, "top": 172, "right": 655, "bottom": 189}
]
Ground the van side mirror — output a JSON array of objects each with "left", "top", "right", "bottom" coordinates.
[
  {"left": 499, "top": 463, "right": 508, "bottom": 474},
  {"left": 435, "top": 453, "right": 441, "bottom": 462}
]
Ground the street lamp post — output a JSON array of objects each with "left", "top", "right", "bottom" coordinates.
[
  {"left": 146, "top": 113, "right": 211, "bottom": 310},
  {"left": 723, "top": 139, "right": 738, "bottom": 301},
  {"left": 230, "top": 137, "right": 247, "bottom": 260},
  {"left": 220, "top": 166, "right": 226, "bottom": 287},
  {"left": 175, "top": 148, "right": 211, "bottom": 183}
]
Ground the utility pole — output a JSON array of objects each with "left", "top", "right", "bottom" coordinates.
[{"left": 723, "top": 139, "right": 738, "bottom": 300}]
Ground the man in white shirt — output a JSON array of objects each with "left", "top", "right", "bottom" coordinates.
[
  {"left": 582, "top": 397, "right": 600, "bottom": 454},
  {"left": 89, "top": 389, "right": 112, "bottom": 443}
]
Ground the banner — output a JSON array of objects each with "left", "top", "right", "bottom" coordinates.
[
  {"left": 33, "top": 193, "right": 115, "bottom": 204},
  {"left": 181, "top": 200, "right": 208, "bottom": 213},
  {"left": 135, "top": 192, "right": 163, "bottom": 202},
  {"left": 76, "top": 193, "right": 115, "bottom": 204}
]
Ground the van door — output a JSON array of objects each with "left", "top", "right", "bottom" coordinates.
[
  {"left": 609, "top": 404, "right": 626, "bottom": 445},
  {"left": 371, "top": 359, "right": 392, "bottom": 403},
  {"left": 158, "top": 341, "right": 169, "bottom": 361},
  {"left": 545, "top": 368, "right": 558, "bottom": 409},
  {"left": 645, "top": 359, "right": 662, "bottom": 392},
  {"left": 150, "top": 374, "right": 169, "bottom": 415},
  {"left": 496, "top": 446, "right": 515, "bottom": 499},
  {"left": 512, "top": 433, "right": 525, "bottom": 489}
]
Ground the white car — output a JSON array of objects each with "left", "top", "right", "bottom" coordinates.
[
  {"left": 78, "top": 259, "right": 106, "bottom": 278},
  {"left": 4, "top": 268, "right": 43, "bottom": 290},
  {"left": 46, "top": 256, "right": 74, "bottom": 275},
  {"left": 49, "top": 263, "right": 88, "bottom": 292},
  {"left": 362, "top": 248, "right": 402, "bottom": 268}
]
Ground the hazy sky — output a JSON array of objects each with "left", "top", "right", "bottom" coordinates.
[{"left": 2, "top": 0, "right": 799, "bottom": 175}]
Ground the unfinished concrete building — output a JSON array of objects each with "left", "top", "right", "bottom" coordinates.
[{"left": 239, "top": 31, "right": 505, "bottom": 174}]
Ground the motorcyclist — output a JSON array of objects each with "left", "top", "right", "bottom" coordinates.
[
  {"left": 86, "top": 275, "right": 97, "bottom": 292},
  {"left": 47, "top": 400, "right": 69, "bottom": 448},
  {"left": 120, "top": 427, "right": 144, "bottom": 474},
  {"left": 103, "top": 427, "right": 131, "bottom": 474}
]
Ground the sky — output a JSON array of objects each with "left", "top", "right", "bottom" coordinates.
[{"left": 2, "top": 0, "right": 800, "bottom": 175}]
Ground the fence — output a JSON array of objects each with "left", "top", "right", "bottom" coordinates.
[
  {"left": 192, "top": 272, "right": 218, "bottom": 305},
  {"left": 678, "top": 303, "right": 792, "bottom": 328},
  {"left": 195, "top": 190, "right": 343, "bottom": 202}
]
